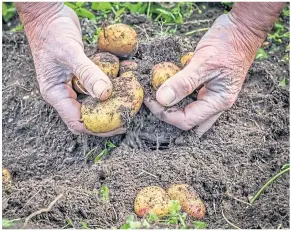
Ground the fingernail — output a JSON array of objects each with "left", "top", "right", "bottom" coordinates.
[
  {"left": 158, "top": 86, "right": 176, "bottom": 106},
  {"left": 93, "top": 80, "right": 111, "bottom": 100}
]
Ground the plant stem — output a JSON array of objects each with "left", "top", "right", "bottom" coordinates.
[
  {"left": 147, "top": 2, "right": 151, "bottom": 18},
  {"left": 185, "top": 27, "right": 209, "bottom": 36},
  {"left": 250, "top": 167, "right": 290, "bottom": 204}
]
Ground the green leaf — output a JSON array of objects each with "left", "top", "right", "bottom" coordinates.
[
  {"left": 193, "top": 220, "right": 208, "bottom": 229},
  {"left": 75, "top": 2, "right": 84, "bottom": 8},
  {"left": 168, "top": 200, "right": 181, "bottom": 213},
  {"left": 2, "top": 3, "right": 7, "bottom": 16},
  {"left": 129, "top": 221, "right": 142, "bottom": 229},
  {"left": 120, "top": 223, "right": 131, "bottom": 229},
  {"left": 66, "top": 218, "right": 73, "bottom": 227},
  {"left": 76, "top": 8, "right": 95, "bottom": 20},
  {"left": 126, "top": 215, "right": 135, "bottom": 223},
  {"left": 94, "top": 149, "right": 108, "bottom": 163},
  {"left": 64, "top": 2, "right": 77, "bottom": 10},
  {"left": 255, "top": 48, "right": 268, "bottom": 60},
  {"left": 279, "top": 78, "right": 286, "bottom": 87},
  {"left": 106, "top": 141, "right": 116, "bottom": 148},
  {"left": 10, "top": 24, "right": 23, "bottom": 32},
  {"left": 91, "top": 2, "right": 112, "bottom": 11},
  {"left": 2, "top": 219, "right": 16, "bottom": 228},
  {"left": 281, "top": 163, "right": 290, "bottom": 170},
  {"left": 147, "top": 212, "right": 159, "bottom": 223},
  {"left": 81, "top": 221, "right": 89, "bottom": 229},
  {"left": 101, "top": 185, "right": 109, "bottom": 202},
  {"left": 142, "top": 220, "right": 151, "bottom": 228}
]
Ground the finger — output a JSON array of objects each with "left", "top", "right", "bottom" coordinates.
[
  {"left": 145, "top": 86, "right": 225, "bottom": 131},
  {"left": 65, "top": 49, "right": 113, "bottom": 101},
  {"left": 65, "top": 5, "right": 82, "bottom": 34},
  {"left": 195, "top": 112, "right": 222, "bottom": 137},
  {"left": 156, "top": 46, "right": 220, "bottom": 107}
]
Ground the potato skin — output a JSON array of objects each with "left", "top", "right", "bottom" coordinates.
[
  {"left": 81, "top": 74, "right": 143, "bottom": 133},
  {"left": 181, "top": 52, "right": 194, "bottom": 68},
  {"left": 134, "top": 186, "right": 170, "bottom": 217},
  {"left": 72, "top": 76, "right": 89, "bottom": 94},
  {"left": 152, "top": 62, "right": 180, "bottom": 90},
  {"left": 98, "top": 24, "right": 138, "bottom": 58},
  {"left": 167, "top": 184, "right": 206, "bottom": 219},
  {"left": 119, "top": 60, "right": 138, "bottom": 75},
  {"left": 2, "top": 168, "right": 12, "bottom": 185},
  {"left": 92, "top": 52, "right": 120, "bottom": 78}
]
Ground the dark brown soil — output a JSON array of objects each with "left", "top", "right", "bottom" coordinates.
[{"left": 2, "top": 4, "right": 290, "bottom": 229}]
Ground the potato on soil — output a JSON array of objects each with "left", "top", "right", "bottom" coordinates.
[
  {"left": 92, "top": 52, "right": 120, "bottom": 78},
  {"left": 72, "top": 76, "right": 89, "bottom": 94},
  {"left": 119, "top": 60, "right": 138, "bottom": 75},
  {"left": 98, "top": 24, "right": 138, "bottom": 58},
  {"left": 167, "top": 184, "right": 206, "bottom": 219},
  {"left": 181, "top": 52, "right": 194, "bottom": 68},
  {"left": 81, "top": 74, "right": 143, "bottom": 133},
  {"left": 152, "top": 62, "right": 180, "bottom": 90},
  {"left": 134, "top": 186, "right": 170, "bottom": 217},
  {"left": 2, "top": 168, "right": 12, "bottom": 184}
]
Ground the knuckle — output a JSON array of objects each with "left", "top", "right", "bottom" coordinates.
[
  {"left": 176, "top": 74, "right": 197, "bottom": 95},
  {"left": 74, "top": 64, "right": 94, "bottom": 86}
]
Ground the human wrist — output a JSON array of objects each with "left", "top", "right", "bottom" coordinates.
[
  {"left": 229, "top": 2, "right": 285, "bottom": 41},
  {"left": 15, "top": 3, "right": 64, "bottom": 36}
]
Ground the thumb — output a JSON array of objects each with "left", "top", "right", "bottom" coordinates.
[
  {"left": 68, "top": 51, "right": 113, "bottom": 101},
  {"left": 156, "top": 46, "right": 219, "bottom": 107}
]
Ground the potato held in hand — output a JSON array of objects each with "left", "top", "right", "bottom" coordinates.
[
  {"left": 134, "top": 186, "right": 170, "bottom": 217},
  {"left": 181, "top": 52, "right": 194, "bottom": 68},
  {"left": 152, "top": 62, "right": 180, "bottom": 90},
  {"left": 81, "top": 74, "right": 143, "bottom": 133},
  {"left": 167, "top": 184, "right": 206, "bottom": 219},
  {"left": 92, "top": 52, "right": 119, "bottom": 78},
  {"left": 98, "top": 24, "right": 138, "bottom": 58}
]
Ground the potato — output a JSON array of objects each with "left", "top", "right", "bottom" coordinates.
[
  {"left": 72, "top": 76, "right": 89, "bottom": 94},
  {"left": 2, "top": 168, "right": 12, "bottom": 185},
  {"left": 92, "top": 52, "right": 120, "bottom": 78},
  {"left": 98, "top": 24, "right": 138, "bottom": 58},
  {"left": 152, "top": 62, "right": 180, "bottom": 90},
  {"left": 81, "top": 74, "right": 143, "bottom": 133},
  {"left": 119, "top": 60, "right": 138, "bottom": 75},
  {"left": 167, "top": 184, "right": 206, "bottom": 219},
  {"left": 134, "top": 186, "right": 170, "bottom": 217},
  {"left": 181, "top": 52, "right": 194, "bottom": 68},
  {"left": 120, "top": 71, "right": 136, "bottom": 78}
]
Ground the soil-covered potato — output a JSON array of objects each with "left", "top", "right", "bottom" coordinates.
[
  {"left": 72, "top": 76, "right": 89, "bottom": 94},
  {"left": 152, "top": 62, "right": 180, "bottom": 90},
  {"left": 2, "top": 168, "right": 12, "bottom": 184},
  {"left": 134, "top": 186, "right": 170, "bottom": 217},
  {"left": 167, "top": 184, "right": 206, "bottom": 219},
  {"left": 181, "top": 52, "right": 194, "bottom": 68},
  {"left": 98, "top": 24, "right": 138, "bottom": 58},
  {"left": 119, "top": 60, "right": 138, "bottom": 75},
  {"left": 92, "top": 52, "right": 120, "bottom": 78},
  {"left": 81, "top": 74, "right": 143, "bottom": 133},
  {"left": 120, "top": 71, "right": 136, "bottom": 78}
]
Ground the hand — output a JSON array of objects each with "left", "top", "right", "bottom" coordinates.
[
  {"left": 17, "top": 3, "right": 125, "bottom": 136},
  {"left": 145, "top": 14, "right": 265, "bottom": 137}
]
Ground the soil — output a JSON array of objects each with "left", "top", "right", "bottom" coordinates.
[{"left": 2, "top": 3, "right": 290, "bottom": 229}]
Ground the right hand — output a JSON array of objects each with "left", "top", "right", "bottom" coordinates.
[{"left": 17, "top": 4, "right": 126, "bottom": 136}]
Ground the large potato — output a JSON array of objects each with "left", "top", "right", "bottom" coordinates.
[
  {"left": 81, "top": 74, "right": 143, "bottom": 133},
  {"left": 119, "top": 60, "right": 138, "bottom": 75},
  {"left": 152, "top": 62, "right": 180, "bottom": 90},
  {"left": 180, "top": 52, "right": 194, "bottom": 68},
  {"left": 92, "top": 52, "right": 119, "bottom": 78},
  {"left": 98, "top": 24, "right": 138, "bottom": 58},
  {"left": 134, "top": 186, "right": 170, "bottom": 217},
  {"left": 167, "top": 184, "right": 206, "bottom": 219}
]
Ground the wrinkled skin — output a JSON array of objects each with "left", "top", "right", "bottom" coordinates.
[
  {"left": 16, "top": 4, "right": 125, "bottom": 136},
  {"left": 145, "top": 6, "right": 284, "bottom": 137}
]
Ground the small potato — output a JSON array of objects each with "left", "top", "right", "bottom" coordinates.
[
  {"left": 92, "top": 52, "right": 120, "bottom": 78},
  {"left": 119, "top": 60, "right": 138, "bottom": 75},
  {"left": 181, "top": 52, "right": 194, "bottom": 68},
  {"left": 167, "top": 184, "right": 206, "bottom": 219},
  {"left": 120, "top": 71, "right": 136, "bottom": 79},
  {"left": 72, "top": 76, "right": 89, "bottom": 94},
  {"left": 134, "top": 186, "right": 170, "bottom": 217},
  {"left": 98, "top": 24, "right": 138, "bottom": 58},
  {"left": 152, "top": 62, "right": 180, "bottom": 90},
  {"left": 81, "top": 74, "right": 143, "bottom": 133},
  {"left": 2, "top": 168, "right": 12, "bottom": 185}
]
